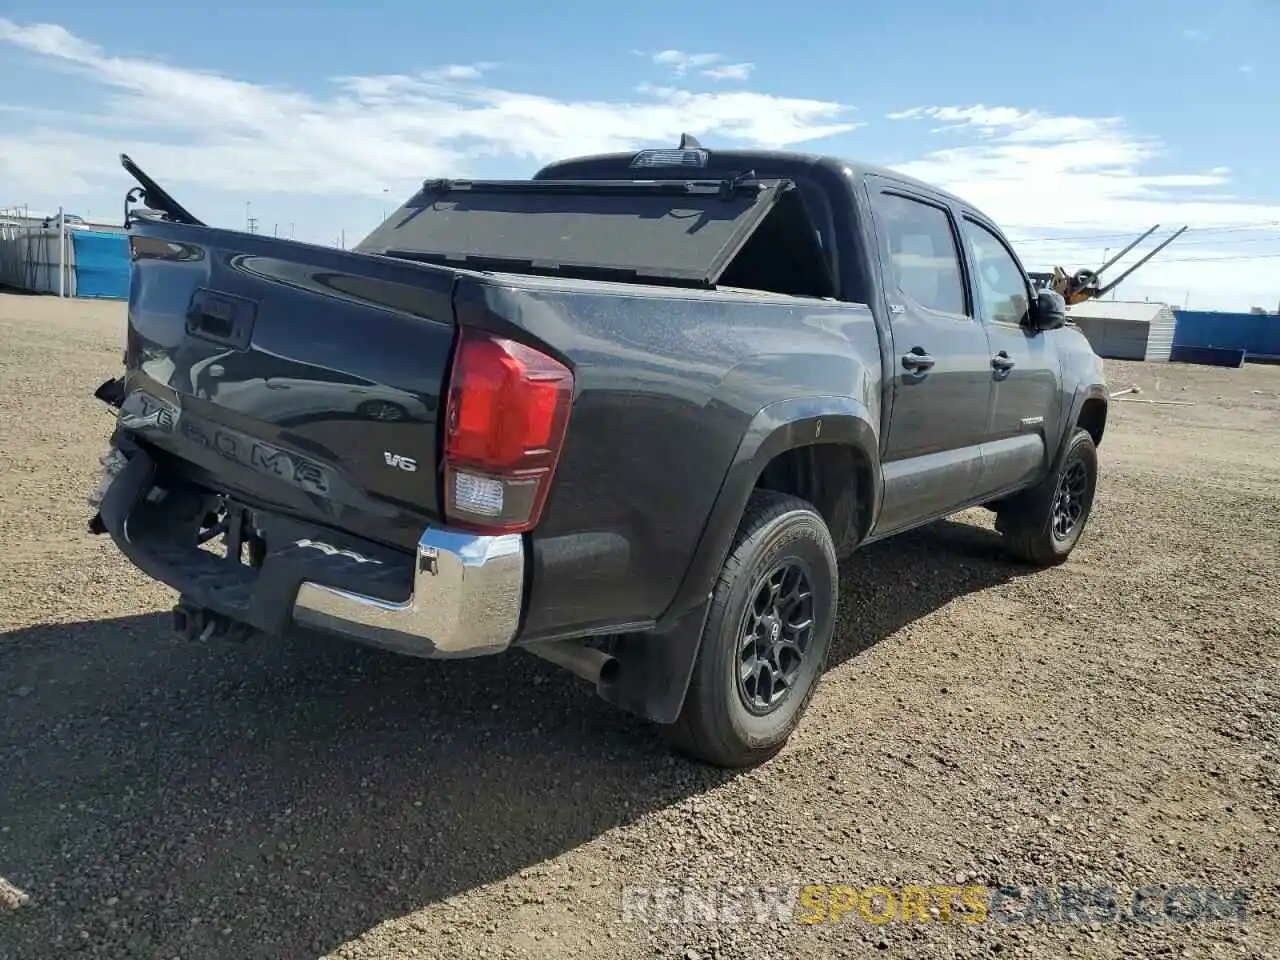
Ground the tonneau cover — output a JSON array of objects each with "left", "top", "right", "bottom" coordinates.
[{"left": 354, "top": 176, "right": 822, "bottom": 290}]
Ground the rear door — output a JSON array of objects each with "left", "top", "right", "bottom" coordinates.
[
  {"left": 865, "top": 181, "right": 994, "bottom": 535},
  {"left": 957, "top": 214, "right": 1061, "bottom": 496}
]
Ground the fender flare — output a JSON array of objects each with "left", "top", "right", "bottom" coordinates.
[
  {"left": 599, "top": 396, "right": 880, "bottom": 727},
  {"left": 659, "top": 394, "right": 881, "bottom": 630},
  {"left": 1053, "top": 383, "right": 1109, "bottom": 472}
]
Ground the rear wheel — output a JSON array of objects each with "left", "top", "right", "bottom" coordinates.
[
  {"left": 663, "top": 490, "right": 838, "bottom": 768},
  {"left": 996, "top": 427, "right": 1098, "bottom": 566}
]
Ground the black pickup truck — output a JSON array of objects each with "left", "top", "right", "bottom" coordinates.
[{"left": 90, "top": 140, "right": 1108, "bottom": 768}]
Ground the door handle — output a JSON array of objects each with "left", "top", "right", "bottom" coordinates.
[
  {"left": 901, "top": 350, "right": 935, "bottom": 372},
  {"left": 991, "top": 351, "right": 1016, "bottom": 371}
]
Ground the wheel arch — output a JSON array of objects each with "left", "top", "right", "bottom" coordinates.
[
  {"left": 658, "top": 395, "right": 880, "bottom": 631},
  {"left": 1077, "top": 394, "right": 1107, "bottom": 447},
  {"left": 1054, "top": 384, "right": 1109, "bottom": 471},
  {"left": 752, "top": 440, "right": 873, "bottom": 560}
]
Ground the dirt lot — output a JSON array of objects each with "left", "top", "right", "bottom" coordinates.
[{"left": 1, "top": 293, "right": 1277, "bottom": 960}]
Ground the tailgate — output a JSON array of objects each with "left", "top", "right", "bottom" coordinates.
[{"left": 119, "top": 220, "right": 459, "bottom": 550}]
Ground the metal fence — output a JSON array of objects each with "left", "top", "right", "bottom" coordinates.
[
  {"left": 0, "top": 206, "right": 74, "bottom": 295},
  {"left": 1174, "top": 310, "right": 1280, "bottom": 359},
  {"left": 0, "top": 208, "right": 131, "bottom": 298}
]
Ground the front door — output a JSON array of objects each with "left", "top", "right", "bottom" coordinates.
[
  {"left": 866, "top": 183, "right": 995, "bottom": 535},
  {"left": 958, "top": 214, "right": 1061, "bottom": 498}
]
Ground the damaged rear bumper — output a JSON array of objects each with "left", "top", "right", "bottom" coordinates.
[{"left": 90, "top": 439, "right": 525, "bottom": 658}]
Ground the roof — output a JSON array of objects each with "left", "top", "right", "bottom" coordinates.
[
  {"left": 535, "top": 148, "right": 978, "bottom": 212},
  {"left": 1065, "top": 299, "right": 1174, "bottom": 324}
]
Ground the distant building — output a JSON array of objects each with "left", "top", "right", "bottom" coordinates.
[
  {"left": 1065, "top": 299, "right": 1177, "bottom": 362},
  {"left": 0, "top": 211, "right": 129, "bottom": 299}
]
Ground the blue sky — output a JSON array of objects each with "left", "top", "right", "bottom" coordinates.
[{"left": 1, "top": 0, "right": 1277, "bottom": 310}]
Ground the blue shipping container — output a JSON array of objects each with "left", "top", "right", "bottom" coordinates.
[
  {"left": 70, "top": 230, "right": 129, "bottom": 300},
  {"left": 1173, "top": 309, "right": 1280, "bottom": 357}
]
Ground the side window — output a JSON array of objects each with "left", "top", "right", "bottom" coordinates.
[
  {"left": 871, "top": 192, "right": 967, "bottom": 316},
  {"left": 962, "top": 219, "right": 1031, "bottom": 325}
]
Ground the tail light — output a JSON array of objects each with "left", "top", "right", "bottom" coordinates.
[{"left": 442, "top": 326, "right": 574, "bottom": 534}]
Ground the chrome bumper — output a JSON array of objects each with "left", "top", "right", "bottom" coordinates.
[{"left": 293, "top": 527, "right": 525, "bottom": 659}]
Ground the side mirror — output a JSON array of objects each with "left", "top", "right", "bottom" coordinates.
[{"left": 1031, "top": 289, "right": 1067, "bottom": 331}]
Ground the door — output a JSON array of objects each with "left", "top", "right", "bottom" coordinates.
[
  {"left": 867, "top": 185, "right": 995, "bottom": 535},
  {"left": 958, "top": 215, "right": 1061, "bottom": 496}
]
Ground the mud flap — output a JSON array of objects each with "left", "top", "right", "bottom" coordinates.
[{"left": 597, "top": 600, "right": 711, "bottom": 725}]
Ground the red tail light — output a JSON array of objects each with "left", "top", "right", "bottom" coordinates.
[{"left": 443, "top": 326, "right": 574, "bottom": 533}]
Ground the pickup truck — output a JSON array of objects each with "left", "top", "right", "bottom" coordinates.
[{"left": 90, "top": 140, "right": 1108, "bottom": 768}]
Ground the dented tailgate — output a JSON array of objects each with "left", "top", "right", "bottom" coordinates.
[{"left": 119, "top": 219, "right": 460, "bottom": 551}]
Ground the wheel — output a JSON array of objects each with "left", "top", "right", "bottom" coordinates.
[
  {"left": 996, "top": 428, "right": 1098, "bottom": 566},
  {"left": 663, "top": 490, "right": 838, "bottom": 768}
]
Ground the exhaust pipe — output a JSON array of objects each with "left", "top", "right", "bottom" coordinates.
[{"left": 524, "top": 639, "right": 619, "bottom": 690}]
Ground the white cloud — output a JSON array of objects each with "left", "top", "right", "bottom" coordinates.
[
  {"left": 651, "top": 49, "right": 754, "bottom": 81},
  {"left": 0, "top": 19, "right": 1274, "bottom": 311},
  {"left": 651, "top": 49, "right": 724, "bottom": 75},
  {"left": 886, "top": 105, "right": 1280, "bottom": 310},
  {"left": 1240, "top": 65, "right": 1255, "bottom": 74},
  {"left": 702, "top": 63, "right": 755, "bottom": 81},
  {"left": 0, "top": 20, "right": 852, "bottom": 205}
]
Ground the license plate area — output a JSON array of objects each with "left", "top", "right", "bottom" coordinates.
[{"left": 196, "top": 497, "right": 267, "bottom": 570}]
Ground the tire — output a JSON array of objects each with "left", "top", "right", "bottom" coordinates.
[
  {"left": 663, "top": 490, "right": 839, "bottom": 768},
  {"left": 996, "top": 427, "right": 1099, "bottom": 566}
]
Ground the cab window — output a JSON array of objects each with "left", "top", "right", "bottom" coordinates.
[
  {"left": 870, "top": 192, "right": 967, "bottom": 317},
  {"left": 962, "top": 218, "right": 1031, "bottom": 325}
]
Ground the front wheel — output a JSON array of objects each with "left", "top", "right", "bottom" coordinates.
[
  {"left": 663, "top": 490, "right": 838, "bottom": 768},
  {"left": 996, "top": 427, "right": 1099, "bottom": 566}
]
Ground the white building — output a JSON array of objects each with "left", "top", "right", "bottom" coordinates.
[{"left": 1064, "top": 299, "right": 1178, "bottom": 362}]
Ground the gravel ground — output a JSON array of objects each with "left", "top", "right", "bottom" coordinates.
[{"left": 1, "top": 293, "right": 1277, "bottom": 960}]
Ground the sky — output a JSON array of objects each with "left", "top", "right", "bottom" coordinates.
[{"left": 0, "top": 0, "right": 1277, "bottom": 312}]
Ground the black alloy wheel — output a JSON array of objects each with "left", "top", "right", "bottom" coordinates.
[
  {"left": 1051, "top": 459, "right": 1089, "bottom": 541},
  {"left": 737, "top": 560, "right": 816, "bottom": 715}
]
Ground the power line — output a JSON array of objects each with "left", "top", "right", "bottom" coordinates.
[
  {"left": 1013, "top": 220, "right": 1280, "bottom": 245},
  {"left": 1021, "top": 233, "right": 1280, "bottom": 266},
  {"left": 1152, "top": 251, "right": 1280, "bottom": 264},
  {"left": 1025, "top": 250, "right": 1280, "bottom": 269},
  {"left": 1144, "top": 233, "right": 1280, "bottom": 249}
]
